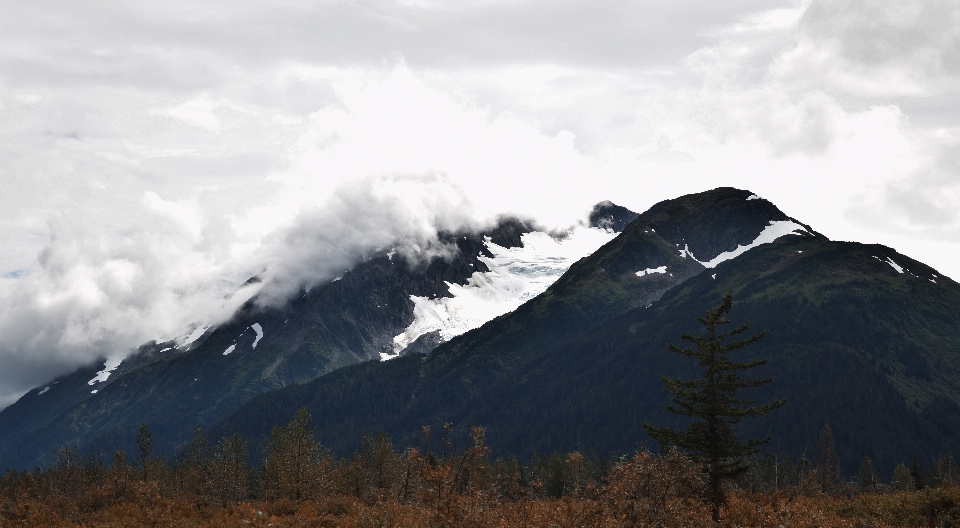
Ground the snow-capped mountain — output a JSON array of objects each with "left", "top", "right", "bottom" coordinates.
[
  {"left": 0, "top": 204, "right": 635, "bottom": 468},
  {"left": 7, "top": 187, "right": 958, "bottom": 476},
  {"left": 213, "top": 187, "right": 960, "bottom": 477}
]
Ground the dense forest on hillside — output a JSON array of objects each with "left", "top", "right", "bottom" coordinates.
[{"left": 3, "top": 410, "right": 959, "bottom": 527}]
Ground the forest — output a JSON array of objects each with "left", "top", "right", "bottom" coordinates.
[{"left": 2, "top": 409, "right": 959, "bottom": 527}]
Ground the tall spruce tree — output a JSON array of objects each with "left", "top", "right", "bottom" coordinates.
[{"left": 644, "top": 291, "right": 785, "bottom": 524}]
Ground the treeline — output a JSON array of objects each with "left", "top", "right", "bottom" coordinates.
[
  {"left": 739, "top": 424, "right": 960, "bottom": 495},
  {"left": 2, "top": 410, "right": 959, "bottom": 527}
]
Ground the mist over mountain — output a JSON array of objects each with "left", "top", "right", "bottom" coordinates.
[
  {"left": 2, "top": 187, "right": 958, "bottom": 479},
  {"left": 0, "top": 174, "right": 480, "bottom": 408},
  {"left": 0, "top": 200, "right": 624, "bottom": 469}
]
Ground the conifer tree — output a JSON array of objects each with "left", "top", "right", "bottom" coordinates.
[
  {"left": 644, "top": 291, "right": 785, "bottom": 524},
  {"left": 929, "top": 454, "right": 958, "bottom": 487},
  {"left": 136, "top": 422, "right": 154, "bottom": 481},
  {"left": 211, "top": 433, "right": 250, "bottom": 504},
  {"left": 857, "top": 455, "right": 879, "bottom": 493},
  {"left": 817, "top": 423, "right": 843, "bottom": 494},
  {"left": 891, "top": 462, "right": 914, "bottom": 492},
  {"left": 910, "top": 456, "right": 925, "bottom": 490},
  {"left": 263, "top": 408, "right": 329, "bottom": 500}
]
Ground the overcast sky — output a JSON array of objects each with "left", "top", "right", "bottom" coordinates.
[{"left": 2, "top": 0, "right": 959, "bottom": 407}]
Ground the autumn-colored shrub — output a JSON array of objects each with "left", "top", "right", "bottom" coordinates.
[{"left": 3, "top": 416, "right": 959, "bottom": 527}]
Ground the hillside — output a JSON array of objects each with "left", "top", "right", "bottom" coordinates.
[{"left": 216, "top": 189, "right": 960, "bottom": 476}]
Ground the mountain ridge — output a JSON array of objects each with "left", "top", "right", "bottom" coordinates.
[
  {"left": 211, "top": 188, "right": 960, "bottom": 477},
  {"left": 4, "top": 187, "right": 958, "bottom": 478}
]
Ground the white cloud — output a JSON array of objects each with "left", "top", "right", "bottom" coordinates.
[{"left": 2, "top": 0, "right": 960, "bottom": 407}]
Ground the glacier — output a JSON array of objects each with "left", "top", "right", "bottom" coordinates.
[{"left": 387, "top": 226, "right": 617, "bottom": 360}]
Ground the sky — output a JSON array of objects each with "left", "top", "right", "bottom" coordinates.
[{"left": 1, "top": 0, "right": 959, "bottom": 408}]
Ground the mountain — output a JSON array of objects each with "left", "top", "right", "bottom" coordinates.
[
  {"left": 212, "top": 187, "right": 960, "bottom": 477},
  {"left": 5, "top": 187, "right": 959, "bottom": 477},
  {"left": 0, "top": 210, "right": 626, "bottom": 469}
]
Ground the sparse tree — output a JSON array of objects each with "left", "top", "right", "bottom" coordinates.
[
  {"left": 644, "top": 291, "right": 785, "bottom": 524},
  {"left": 910, "top": 456, "right": 924, "bottom": 491},
  {"left": 857, "top": 455, "right": 879, "bottom": 493},
  {"left": 211, "top": 433, "right": 250, "bottom": 504},
  {"left": 136, "top": 422, "right": 154, "bottom": 481},
  {"left": 817, "top": 424, "right": 843, "bottom": 494},
  {"left": 779, "top": 455, "right": 799, "bottom": 488},
  {"left": 175, "top": 426, "right": 209, "bottom": 498},
  {"left": 263, "top": 408, "right": 330, "bottom": 500},
  {"left": 929, "top": 454, "right": 959, "bottom": 487},
  {"left": 891, "top": 462, "right": 914, "bottom": 492}
]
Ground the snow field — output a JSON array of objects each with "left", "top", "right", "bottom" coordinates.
[
  {"left": 387, "top": 226, "right": 617, "bottom": 360},
  {"left": 682, "top": 220, "right": 809, "bottom": 269}
]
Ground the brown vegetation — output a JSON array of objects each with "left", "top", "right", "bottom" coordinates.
[{"left": 2, "top": 414, "right": 958, "bottom": 527}]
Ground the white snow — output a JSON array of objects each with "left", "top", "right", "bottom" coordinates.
[
  {"left": 930, "top": 279, "right": 937, "bottom": 284},
  {"left": 635, "top": 266, "right": 667, "bottom": 277},
  {"left": 747, "top": 194, "right": 760, "bottom": 200},
  {"left": 680, "top": 221, "right": 808, "bottom": 269},
  {"left": 679, "top": 244, "right": 697, "bottom": 260},
  {"left": 711, "top": 274, "right": 716, "bottom": 280},
  {"left": 250, "top": 323, "right": 263, "bottom": 349},
  {"left": 182, "top": 324, "right": 211, "bottom": 347},
  {"left": 87, "top": 357, "right": 122, "bottom": 385},
  {"left": 387, "top": 249, "right": 396, "bottom": 261},
  {"left": 223, "top": 344, "right": 236, "bottom": 356},
  {"left": 38, "top": 386, "right": 50, "bottom": 395},
  {"left": 159, "top": 347, "right": 172, "bottom": 353},
  {"left": 885, "top": 257, "right": 904, "bottom": 274},
  {"left": 332, "top": 276, "right": 342, "bottom": 282},
  {"left": 388, "top": 226, "right": 617, "bottom": 359},
  {"left": 90, "top": 390, "right": 98, "bottom": 394}
]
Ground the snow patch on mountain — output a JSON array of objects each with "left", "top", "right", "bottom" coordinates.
[
  {"left": 679, "top": 244, "right": 697, "bottom": 261},
  {"left": 636, "top": 266, "right": 667, "bottom": 277},
  {"left": 885, "top": 257, "right": 904, "bottom": 274},
  {"left": 223, "top": 344, "right": 236, "bottom": 356},
  {"left": 87, "top": 357, "right": 122, "bottom": 385},
  {"left": 251, "top": 323, "right": 264, "bottom": 349},
  {"left": 38, "top": 386, "right": 49, "bottom": 395},
  {"left": 181, "top": 324, "right": 211, "bottom": 347},
  {"left": 682, "top": 220, "right": 808, "bottom": 269},
  {"left": 388, "top": 226, "right": 617, "bottom": 358}
]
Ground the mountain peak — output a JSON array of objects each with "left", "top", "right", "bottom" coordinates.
[
  {"left": 588, "top": 200, "right": 640, "bottom": 232},
  {"left": 628, "top": 187, "right": 824, "bottom": 264}
]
